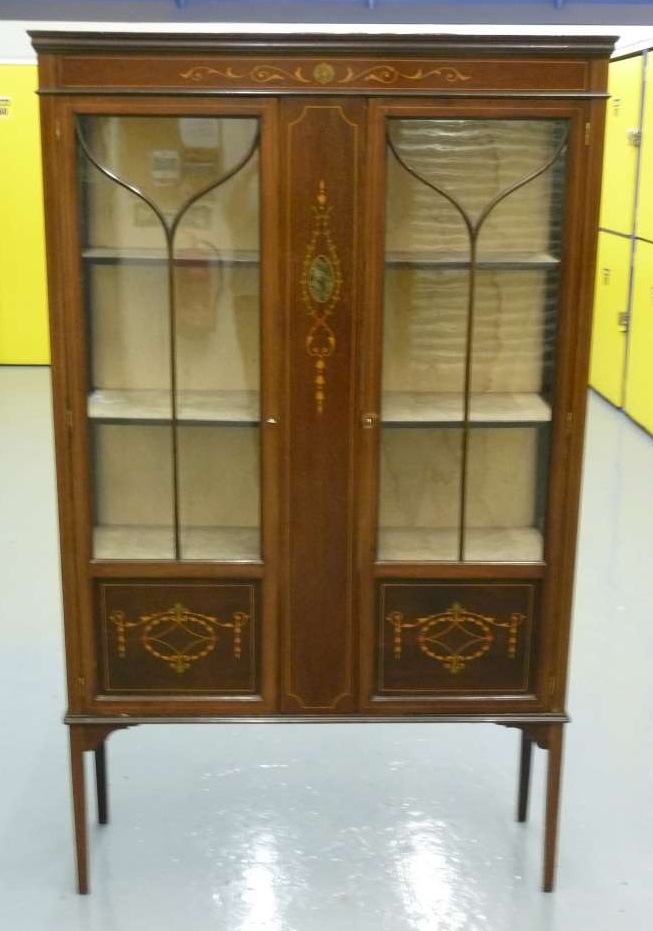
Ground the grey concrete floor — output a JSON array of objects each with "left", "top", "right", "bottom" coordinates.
[{"left": 1, "top": 365, "right": 652, "bottom": 930}]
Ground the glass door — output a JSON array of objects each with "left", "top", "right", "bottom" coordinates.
[
  {"left": 77, "top": 112, "right": 264, "bottom": 561},
  {"left": 376, "top": 114, "right": 568, "bottom": 564}
]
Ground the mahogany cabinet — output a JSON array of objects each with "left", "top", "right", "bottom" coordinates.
[{"left": 31, "top": 31, "right": 613, "bottom": 894}]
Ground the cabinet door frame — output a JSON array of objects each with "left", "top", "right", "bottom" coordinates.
[
  {"left": 357, "top": 97, "right": 601, "bottom": 713},
  {"left": 43, "top": 94, "right": 282, "bottom": 715}
]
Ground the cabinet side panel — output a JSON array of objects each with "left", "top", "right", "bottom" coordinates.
[
  {"left": 39, "top": 92, "right": 84, "bottom": 713},
  {"left": 545, "top": 96, "right": 608, "bottom": 712},
  {"left": 281, "top": 98, "right": 364, "bottom": 712}
]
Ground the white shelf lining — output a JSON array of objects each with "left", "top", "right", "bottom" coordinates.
[
  {"left": 88, "top": 388, "right": 260, "bottom": 423},
  {"left": 82, "top": 247, "right": 259, "bottom": 265},
  {"left": 377, "top": 526, "right": 544, "bottom": 563},
  {"left": 382, "top": 391, "right": 552, "bottom": 424},
  {"left": 88, "top": 389, "right": 550, "bottom": 425},
  {"left": 386, "top": 250, "right": 560, "bottom": 268},
  {"left": 93, "top": 525, "right": 260, "bottom": 561}
]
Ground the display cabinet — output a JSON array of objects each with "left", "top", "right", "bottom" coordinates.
[{"left": 31, "top": 31, "right": 613, "bottom": 894}]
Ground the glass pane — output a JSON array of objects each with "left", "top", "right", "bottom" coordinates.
[
  {"left": 378, "top": 428, "right": 463, "bottom": 562},
  {"left": 379, "top": 117, "right": 567, "bottom": 563},
  {"left": 92, "top": 424, "right": 174, "bottom": 559},
  {"left": 178, "top": 426, "right": 260, "bottom": 561},
  {"left": 464, "top": 427, "right": 546, "bottom": 562},
  {"left": 466, "top": 121, "right": 565, "bottom": 561},
  {"left": 382, "top": 268, "right": 467, "bottom": 424},
  {"left": 80, "top": 117, "right": 174, "bottom": 559},
  {"left": 78, "top": 115, "right": 261, "bottom": 561},
  {"left": 174, "top": 118, "right": 261, "bottom": 559}
]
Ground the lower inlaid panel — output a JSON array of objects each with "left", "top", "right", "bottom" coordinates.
[
  {"left": 97, "top": 580, "right": 259, "bottom": 694},
  {"left": 377, "top": 581, "right": 536, "bottom": 694}
]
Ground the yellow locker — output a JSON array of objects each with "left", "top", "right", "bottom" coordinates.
[
  {"left": 624, "top": 240, "right": 653, "bottom": 434},
  {"left": 636, "top": 53, "right": 653, "bottom": 243},
  {"left": 0, "top": 65, "right": 49, "bottom": 364},
  {"left": 589, "top": 231, "right": 632, "bottom": 407},
  {"left": 599, "top": 55, "right": 644, "bottom": 236}
]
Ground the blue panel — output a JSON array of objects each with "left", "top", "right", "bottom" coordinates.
[
  {"left": 16, "top": 0, "right": 653, "bottom": 7},
  {"left": 158, "top": 1, "right": 652, "bottom": 6},
  {"left": 6, "top": 0, "right": 653, "bottom": 25},
  {"left": 160, "top": 0, "right": 653, "bottom": 11},
  {"left": 159, "top": 0, "right": 653, "bottom": 6}
]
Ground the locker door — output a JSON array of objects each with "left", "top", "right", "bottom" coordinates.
[
  {"left": 599, "top": 56, "right": 644, "bottom": 236},
  {"left": 636, "top": 53, "right": 653, "bottom": 244},
  {"left": 589, "top": 232, "right": 632, "bottom": 407},
  {"left": 624, "top": 240, "right": 653, "bottom": 434},
  {"left": 0, "top": 65, "right": 49, "bottom": 364}
]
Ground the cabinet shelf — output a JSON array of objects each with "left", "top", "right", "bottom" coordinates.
[
  {"left": 385, "top": 251, "right": 560, "bottom": 270},
  {"left": 93, "top": 525, "right": 260, "bottom": 561},
  {"left": 88, "top": 389, "right": 260, "bottom": 425},
  {"left": 82, "top": 247, "right": 259, "bottom": 266},
  {"left": 378, "top": 526, "right": 543, "bottom": 563},
  {"left": 381, "top": 392, "right": 551, "bottom": 426}
]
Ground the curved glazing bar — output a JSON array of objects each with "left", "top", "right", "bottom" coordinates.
[{"left": 76, "top": 120, "right": 260, "bottom": 236}]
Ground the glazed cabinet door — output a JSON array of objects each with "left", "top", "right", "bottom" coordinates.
[
  {"left": 360, "top": 102, "right": 585, "bottom": 709},
  {"left": 55, "top": 100, "right": 279, "bottom": 709}
]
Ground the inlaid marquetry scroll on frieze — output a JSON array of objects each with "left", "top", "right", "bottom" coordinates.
[
  {"left": 110, "top": 602, "right": 249, "bottom": 674},
  {"left": 388, "top": 603, "right": 526, "bottom": 674},
  {"left": 180, "top": 62, "right": 471, "bottom": 88},
  {"left": 301, "top": 180, "right": 342, "bottom": 414}
]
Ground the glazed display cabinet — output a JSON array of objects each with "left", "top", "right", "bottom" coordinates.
[{"left": 32, "top": 31, "right": 613, "bottom": 893}]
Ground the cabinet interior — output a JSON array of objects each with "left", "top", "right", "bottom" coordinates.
[{"left": 78, "top": 113, "right": 566, "bottom": 565}]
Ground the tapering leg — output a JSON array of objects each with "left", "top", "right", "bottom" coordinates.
[
  {"left": 69, "top": 727, "right": 89, "bottom": 894},
  {"left": 95, "top": 742, "right": 108, "bottom": 825},
  {"left": 543, "top": 724, "right": 564, "bottom": 892},
  {"left": 517, "top": 730, "right": 533, "bottom": 823}
]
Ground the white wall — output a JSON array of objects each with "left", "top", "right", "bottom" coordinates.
[{"left": 1, "top": 20, "right": 653, "bottom": 63}]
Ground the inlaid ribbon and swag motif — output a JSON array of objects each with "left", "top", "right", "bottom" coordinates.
[
  {"left": 110, "top": 604, "right": 249, "bottom": 674},
  {"left": 388, "top": 603, "right": 526, "bottom": 674}
]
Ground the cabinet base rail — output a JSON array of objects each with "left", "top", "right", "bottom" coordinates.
[{"left": 68, "top": 716, "right": 566, "bottom": 894}]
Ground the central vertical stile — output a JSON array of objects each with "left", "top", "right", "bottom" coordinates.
[{"left": 281, "top": 98, "right": 366, "bottom": 712}]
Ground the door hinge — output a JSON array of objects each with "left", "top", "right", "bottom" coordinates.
[
  {"left": 565, "top": 411, "right": 574, "bottom": 435},
  {"left": 65, "top": 408, "right": 73, "bottom": 431},
  {"left": 618, "top": 311, "right": 630, "bottom": 332},
  {"left": 584, "top": 122, "right": 591, "bottom": 146},
  {"left": 55, "top": 120, "right": 61, "bottom": 142},
  {"left": 627, "top": 128, "right": 642, "bottom": 148},
  {"left": 77, "top": 676, "right": 86, "bottom": 697},
  {"left": 547, "top": 675, "right": 556, "bottom": 697}
]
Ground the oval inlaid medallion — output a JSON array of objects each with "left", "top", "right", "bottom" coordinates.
[{"left": 308, "top": 254, "right": 335, "bottom": 304}]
